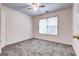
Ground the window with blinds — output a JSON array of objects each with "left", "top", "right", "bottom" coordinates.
[{"left": 39, "top": 16, "right": 58, "bottom": 35}]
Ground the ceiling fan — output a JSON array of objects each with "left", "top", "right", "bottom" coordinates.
[{"left": 26, "top": 3, "right": 46, "bottom": 11}]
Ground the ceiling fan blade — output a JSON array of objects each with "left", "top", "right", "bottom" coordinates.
[
  {"left": 39, "top": 5, "right": 45, "bottom": 7},
  {"left": 27, "top": 7, "right": 32, "bottom": 10}
]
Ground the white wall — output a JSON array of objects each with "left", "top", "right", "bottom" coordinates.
[
  {"left": 72, "top": 4, "right": 79, "bottom": 56},
  {"left": 1, "top": 6, "right": 5, "bottom": 48},
  {"left": 2, "top": 6, "right": 32, "bottom": 46},
  {"left": 0, "top": 4, "right": 1, "bottom": 53},
  {"left": 0, "top": 4, "right": 6, "bottom": 53},
  {"left": 33, "top": 8, "right": 72, "bottom": 45}
]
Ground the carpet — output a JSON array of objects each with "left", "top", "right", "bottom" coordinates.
[{"left": 0, "top": 38, "right": 76, "bottom": 56}]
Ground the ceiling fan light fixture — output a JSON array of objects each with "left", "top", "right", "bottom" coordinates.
[
  {"left": 32, "top": 3, "right": 39, "bottom": 11},
  {"left": 33, "top": 7, "right": 38, "bottom": 11}
]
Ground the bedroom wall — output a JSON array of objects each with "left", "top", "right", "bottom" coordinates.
[
  {"left": 1, "top": 5, "right": 32, "bottom": 46},
  {"left": 72, "top": 3, "right": 79, "bottom": 56},
  {"left": 32, "top": 8, "right": 73, "bottom": 45},
  {"left": 0, "top": 4, "right": 1, "bottom": 53}
]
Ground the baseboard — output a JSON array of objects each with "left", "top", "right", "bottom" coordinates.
[
  {"left": 0, "top": 48, "right": 2, "bottom": 53},
  {"left": 34, "top": 37, "right": 72, "bottom": 46},
  {"left": 2, "top": 38, "right": 33, "bottom": 48}
]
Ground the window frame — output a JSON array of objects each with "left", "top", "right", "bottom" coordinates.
[{"left": 38, "top": 16, "right": 59, "bottom": 35}]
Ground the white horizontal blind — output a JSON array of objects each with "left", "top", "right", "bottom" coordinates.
[{"left": 39, "top": 16, "right": 58, "bottom": 35}]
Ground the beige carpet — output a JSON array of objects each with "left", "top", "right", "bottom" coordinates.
[{"left": 0, "top": 38, "right": 76, "bottom": 56}]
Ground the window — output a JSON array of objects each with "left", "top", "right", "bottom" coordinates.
[{"left": 39, "top": 16, "right": 58, "bottom": 35}]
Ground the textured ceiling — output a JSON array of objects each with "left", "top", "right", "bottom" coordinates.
[{"left": 3, "top": 3, "right": 73, "bottom": 16}]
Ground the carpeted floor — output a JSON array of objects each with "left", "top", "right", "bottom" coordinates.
[{"left": 0, "top": 38, "right": 76, "bottom": 56}]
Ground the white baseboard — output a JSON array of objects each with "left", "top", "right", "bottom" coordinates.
[{"left": 0, "top": 48, "right": 2, "bottom": 53}]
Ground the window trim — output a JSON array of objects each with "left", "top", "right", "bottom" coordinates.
[{"left": 38, "top": 16, "right": 59, "bottom": 36}]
